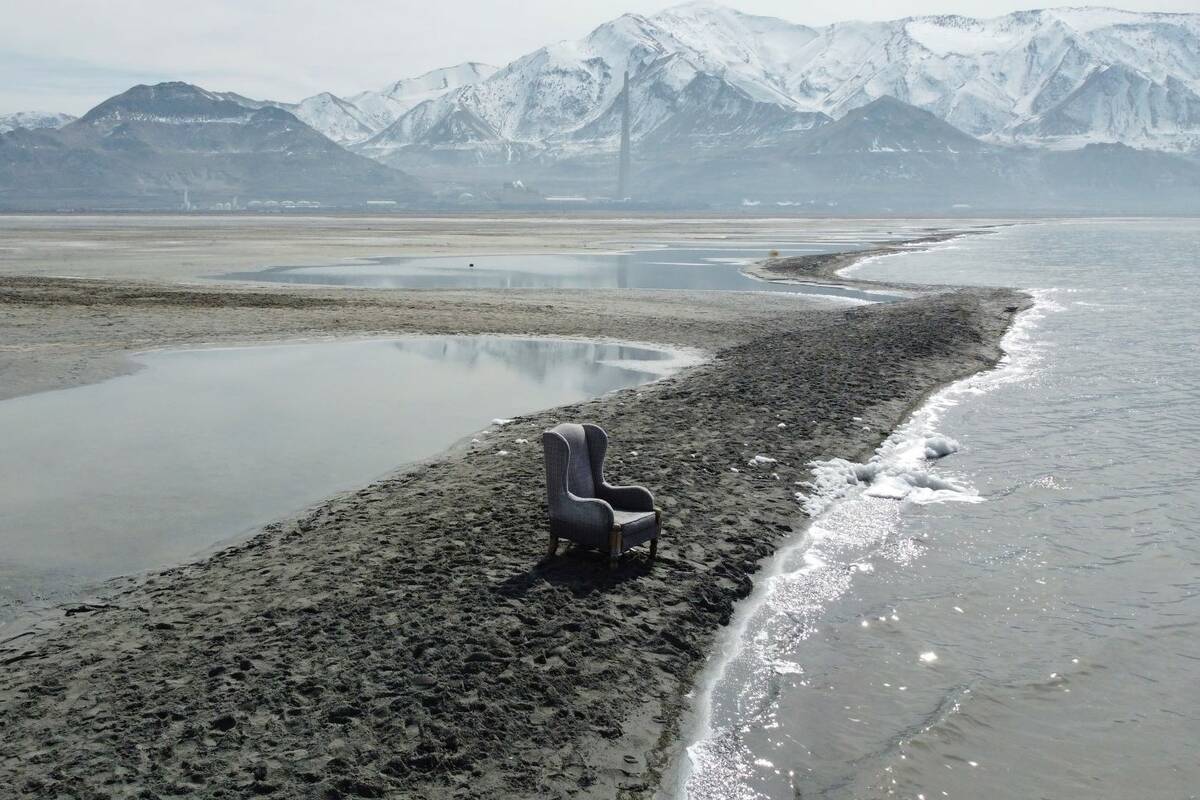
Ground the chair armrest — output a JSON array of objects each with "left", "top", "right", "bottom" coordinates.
[
  {"left": 554, "top": 494, "right": 616, "bottom": 532},
  {"left": 599, "top": 483, "right": 654, "bottom": 512}
]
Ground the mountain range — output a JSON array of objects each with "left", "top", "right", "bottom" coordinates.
[
  {"left": 1, "top": 4, "right": 1198, "bottom": 211},
  {"left": 639, "top": 95, "right": 1200, "bottom": 212},
  {"left": 0, "top": 111, "right": 77, "bottom": 134},
  {"left": 321, "top": 4, "right": 1200, "bottom": 157},
  {"left": 0, "top": 83, "right": 423, "bottom": 210}
]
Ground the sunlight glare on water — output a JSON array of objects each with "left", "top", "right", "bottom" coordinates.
[{"left": 679, "top": 220, "right": 1200, "bottom": 800}]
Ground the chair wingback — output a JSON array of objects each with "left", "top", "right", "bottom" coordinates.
[
  {"left": 549, "top": 422, "right": 595, "bottom": 496},
  {"left": 582, "top": 423, "right": 610, "bottom": 490}
]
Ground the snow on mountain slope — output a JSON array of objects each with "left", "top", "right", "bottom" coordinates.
[
  {"left": 162, "top": 88, "right": 382, "bottom": 147},
  {"left": 242, "top": 63, "right": 497, "bottom": 146},
  {"left": 289, "top": 92, "right": 377, "bottom": 145},
  {"left": 78, "top": 83, "right": 271, "bottom": 128},
  {"left": 463, "top": 14, "right": 666, "bottom": 143},
  {"left": 747, "top": 7, "right": 1200, "bottom": 150},
  {"left": 348, "top": 63, "right": 496, "bottom": 132},
  {"left": 210, "top": 91, "right": 295, "bottom": 112},
  {"left": 792, "top": 96, "right": 988, "bottom": 155},
  {"left": 573, "top": 54, "right": 829, "bottom": 152},
  {"left": 358, "top": 17, "right": 646, "bottom": 156},
  {"left": 359, "top": 10, "right": 825, "bottom": 159},
  {"left": 0, "top": 111, "right": 76, "bottom": 133},
  {"left": 356, "top": 4, "right": 1200, "bottom": 160},
  {"left": 1016, "top": 63, "right": 1200, "bottom": 151}
]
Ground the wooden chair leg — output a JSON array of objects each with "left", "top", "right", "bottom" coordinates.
[
  {"left": 609, "top": 526, "right": 622, "bottom": 569},
  {"left": 650, "top": 507, "right": 662, "bottom": 562},
  {"left": 546, "top": 534, "right": 558, "bottom": 558}
]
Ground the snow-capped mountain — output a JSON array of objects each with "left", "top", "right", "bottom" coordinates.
[
  {"left": 354, "top": 4, "right": 1200, "bottom": 162},
  {"left": 261, "top": 63, "right": 495, "bottom": 146},
  {"left": 356, "top": 11, "right": 822, "bottom": 160},
  {"left": 757, "top": 5, "right": 1200, "bottom": 152},
  {"left": 349, "top": 63, "right": 496, "bottom": 132},
  {"left": 0, "top": 111, "right": 76, "bottom": 134},
  {"left": 0, "top": 82, "right": 424, "bottom": 210},
  {"left": 288, "top": 92, "right": 377, "bottom": 145},
  {"left": 1014, "top": 63, "right": 1200, "bottom": 151}
]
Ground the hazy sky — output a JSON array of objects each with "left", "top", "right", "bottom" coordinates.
[{"left": 1, "top": 0, "right": 1193, "bottom": 114}]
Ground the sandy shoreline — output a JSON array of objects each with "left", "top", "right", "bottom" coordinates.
[
  {"left": 739, "top": 228, "right": 1003, "bottom": 292},
  {"left": 0, "top": 221, "right": 1026, "bottom": 798},
  {"left": 0, "top": 215, "right": 1007, "bottom": 282}
]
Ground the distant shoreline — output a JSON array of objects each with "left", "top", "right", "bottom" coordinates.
[{"left": 741, "top": 227, "right": 1003, "bottom": 289}]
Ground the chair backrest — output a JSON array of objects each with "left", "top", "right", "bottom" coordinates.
[{"left": 544, "top": 422, "right": 597, "bottom": 499}]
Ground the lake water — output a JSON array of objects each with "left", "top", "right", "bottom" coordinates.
[
  {"left": 220, "top": 239, "right": 912, "bottom": 301},
  {"left": 680, "top": 220, "right": 1200, "bottom": 799},
  {"left": 0, "top": 336, "right": 683, "bottom": 628}
]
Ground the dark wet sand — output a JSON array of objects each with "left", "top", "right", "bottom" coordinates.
[{"left": 0, "top": 244, "right": 1026, "bottom": 798}]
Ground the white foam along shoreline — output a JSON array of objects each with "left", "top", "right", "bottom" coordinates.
[
  {"left": 832, "top": 226, "right": 1006, "bottom": 281},
  {"left": 672, "top": 287, "right": 1060, "bottom": 798}
]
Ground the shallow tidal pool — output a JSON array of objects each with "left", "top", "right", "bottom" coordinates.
[
  {"left": 219, "top": 241, "right": 899, "bottom": 302},
  {"left": 0, "top": 335, "right": 686, "bottom": 624}
]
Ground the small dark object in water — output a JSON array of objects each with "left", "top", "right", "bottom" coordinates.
[
  {"left": 469, "top": 263, "right": 475, "bottom": 268},
  {"left": 1004, "top": 305, "right": 1019, "bottom": 313},
  {"left": 542, "top": 422, "right": 661, "bottom": 567}
]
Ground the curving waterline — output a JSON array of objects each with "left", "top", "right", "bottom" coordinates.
[{"left": 673, "top": 288, "right": 1063, "bottom": 800}]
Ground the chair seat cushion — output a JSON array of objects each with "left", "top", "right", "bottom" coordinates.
[{"left": 613, "top": 509, "right": 657, "bottom": 536}]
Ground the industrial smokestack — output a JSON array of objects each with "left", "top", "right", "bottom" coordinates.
[{"left": 617, "top": 70, "right": 631, "bottom": 200}]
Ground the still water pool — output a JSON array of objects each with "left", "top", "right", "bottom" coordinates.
[
  {"left": 220, "top": 239, "right": 908, "bottom": 301},
  {"left": 0, "top": 336, "right": 684, "bottom": 626}
]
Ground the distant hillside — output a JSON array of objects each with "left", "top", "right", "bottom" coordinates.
[
  {"left": 0, "top": 111, "right": 76, "bottom": 134},
  {"left": 0, "top": 82, "right": 425, "bottom": 211},
  {"left": 637, "top": 96, "right": 1200, "bottom": 213}
]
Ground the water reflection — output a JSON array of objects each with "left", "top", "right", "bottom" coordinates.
[
  {"left": 0, "top": 336, "right": 680, "bottom": 623},
  {"left": 220, "top": 242, "right": 894, "bottom": 301},
  {"left": 396, "top": 336, "right": 678, "bottom": 394}
]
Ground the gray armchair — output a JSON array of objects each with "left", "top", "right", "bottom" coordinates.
[{"left": 541, "top": 423, "right": 661, "bottom": 566}]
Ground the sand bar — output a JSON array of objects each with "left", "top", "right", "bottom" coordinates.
[{"left": 0, "top": 217, "right": 1025, "bottom": 798}]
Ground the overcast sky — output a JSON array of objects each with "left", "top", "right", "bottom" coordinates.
[{"left": 1, "top": 0, "right": 1193, "bottom": 114}]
